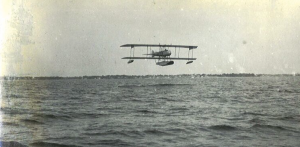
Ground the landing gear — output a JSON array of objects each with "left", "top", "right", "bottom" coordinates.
[{"left": 156, "top": 56, "right": 174, "bottom": 66}]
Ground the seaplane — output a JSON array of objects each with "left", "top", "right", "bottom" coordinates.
[{"left": 121, "top": 44, "right": 197, "bottom": 66}]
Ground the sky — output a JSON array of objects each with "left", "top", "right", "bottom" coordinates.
[{"left": 0, "top": 0, "right": 300, "bottom": 76}]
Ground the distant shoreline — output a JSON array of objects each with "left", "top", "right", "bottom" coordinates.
[{"left": 1, "top": 73, "right": 299, "bottom": 80}]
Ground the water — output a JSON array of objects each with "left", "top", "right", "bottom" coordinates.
[{"left": 1, "top": 77, "right": 300, "bottom": 147}]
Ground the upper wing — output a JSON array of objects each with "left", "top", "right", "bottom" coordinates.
[
  {"left": 122, "top": 57, "right": 196, "bottom": 60},
  {"left": 120, "top": 44, "right": 197, "bottom": 50}
]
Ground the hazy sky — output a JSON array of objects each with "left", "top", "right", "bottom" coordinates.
[{"left": 1, "top": 0, "right": 300, "bottom": 76}]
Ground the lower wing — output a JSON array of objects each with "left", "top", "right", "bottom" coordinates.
[{"left": 122, "top": 57, "right": 196, "bottom": 60}]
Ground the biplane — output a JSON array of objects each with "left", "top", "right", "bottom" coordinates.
[{"left": 121, "top": 44, "right": 197, "bottom": 66}]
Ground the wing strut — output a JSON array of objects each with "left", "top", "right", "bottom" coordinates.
[
  {"left": 192, "top": 49, "right": 193, "bottom": 58},
  {"left": 175, "top": 47, "right": 176, "bottom": 58},
  {"left": 128, "top": 46, "right": 135, "bottom": 64},
  {"left": 133, "top": 46, "right": 135, "bottom": 57},
  {"left": 186, "top": 48, "right": 194, "bottom": 64}
]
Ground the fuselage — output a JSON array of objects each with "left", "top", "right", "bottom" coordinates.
[{"left": 152, "top": 49, "right": 171, "bottom": 57}]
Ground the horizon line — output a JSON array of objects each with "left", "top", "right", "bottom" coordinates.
[{"left": 1, "top": 73, "right": 299, "bottom": 78}]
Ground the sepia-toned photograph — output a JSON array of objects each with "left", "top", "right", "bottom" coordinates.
[{"left": 0, "top": 0, "right": 300, "bottom": 146}]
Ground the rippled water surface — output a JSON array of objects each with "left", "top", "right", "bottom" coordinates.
[{"left": 1, "top": 77, "right": 300, "bottom": 146}]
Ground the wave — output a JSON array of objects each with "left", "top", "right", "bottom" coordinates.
[
  {"left": 20, "top": 119, "right": 43, "bottom": 125},
  {"left": 169, "top": 107, "right": 189, "bottom": 111},
  {"left": 30, "top": 141, "right": 81, "bottom": 147},
  {"left": 166, "top": 128, "right": 191, "bottom": 134},
  {"left": 0, "top": 141, "right": 28, "bottom": 147},
  {"left": 46, "top": 136, "right": 83, "bottom": 141},
  {"left": 2, "top": 121, "right": 19, "bottom": 126},
  {"left": 69, "top": 112, "right": 108, "bottom": 119},
  {"left": 144, "top": 129, "right": 171, "bottom": 136},
  {"left": 129, "top": 98, "right": 144, "bottom": 102},
  {"left": 242, "top": 112, "right": 268, "bottom": 116},
  {"left": 272, "top": 115, "right": 300, "bottom": 122},
  {"left": 4, "top": 94, "right": 23, "bottom": 98},
  {"left": 118, "top": 84, "right": 145, "bottom": 88},
  {"left": 118, "top": 83, "right": 193, "bottom": 88},
  {"left": 280, "top": 116, "right": 296, "bottom": 120},
  {"left": 250, "top": 124, "right": 289, "bottom": 131},
  {"left": 274, "top": 88, "right": 300, "bottom": 93},
  {"left": 149, "top": 84, "right": 193, "bottom": 87},
  {"left": 248, "top": 118, "right": 265, "bottom": 124},
  {"left": 208, "top": 125, "right": 237, "bottom": 131},
  {"left": 83, "top": 139, "right": 131, "bottom": 146},
  {"left": 1, "top": 107, "right": 31, "bottom": 115},
  {"left": 265, "top": 86, "right": 300, "bottom": 93},
  {"left": 136, "top": 109, "right": 158, "bottom": 114},
  {"left": 84, "top": 130, "right": 144, "bottom": 138},
  {"left": 277, "top": 89, "right": 294, "bottom": 93},
  {"left": 34, "top": 113, "right": 73, "bottom": 120}
]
